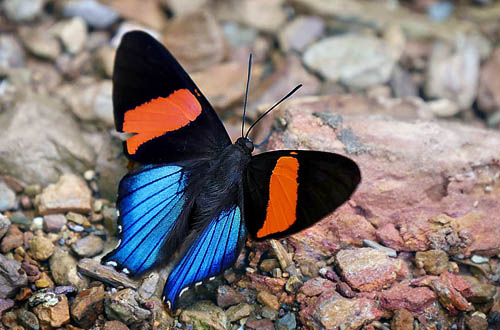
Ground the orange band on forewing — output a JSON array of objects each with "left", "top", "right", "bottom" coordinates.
[
  {"left": 257, "top": 156, "right": 299, "bottom": 238},
  {"left": 122, "top": 89, "right": 202, "bottom": 154}
]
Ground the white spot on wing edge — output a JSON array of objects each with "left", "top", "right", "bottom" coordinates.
[
  {"left": 105, "top": 261, "right": 117, "bottom": 267},
  {"left": 118, "top": 225, "right": 122, "bottom": 232},
  {"left": 179, "top": 287, "right": 189, "bottom": 297},
  {"left": 122, "top": 268, "right": 130, "bottom": 274},
  {"left": 195, "top": 281, "right": 202, "bottom": 287},
  {"left": 209, "top": 277, "right": 215, "bottom": 281}
]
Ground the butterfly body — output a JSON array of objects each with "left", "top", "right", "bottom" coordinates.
[{"left": 103, "top": 31, "right": 361, "bottom": 310}]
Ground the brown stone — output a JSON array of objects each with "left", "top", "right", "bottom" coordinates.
[
  {"left": 391, "top": 309, "right": 414, "bottom": 330},
  {"left": 336, "top": 248, "right": 404, "bottom": 292},
  {"left": 245, "top": 318, "right": 274, "bottom": 330},
  {"left": 216, "top": 285, "right": 243, "bottom": 308},
  {"left": 257, "top": 291, "right": 279, "bottom": 311},
  {"left": 70, "top": 286, "right": 105, "bottom": 328},
  {"left": 28, "top": 236, "right": 55, "bottom": 261},
  {"left": 478, "top": 48, "right": 500, "bottom": 114},
  {"left": 415, "top": 250, "right": 449, "bottom": 275},
  {"left": 0, "top": 254, "right": 27, "bottom": 299},
  {"left": 163, "top": 10, "right": 225, "bottom": 72},
  {"left": 33, "top": 294, "right": 70, "bottom": 329},
  {"left": 300, "top": 278, "right": 336, "bottom": 297},
  {"left": 37, "top": 174, "right": 92, "bottom": 215},
  {"left": 1, "top": 225, "right": 23, "bottom": 253},
  {"left": 101, "top": 0, "right": 166, "bottom": 30}
]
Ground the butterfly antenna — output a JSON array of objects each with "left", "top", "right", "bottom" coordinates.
[
  {"left": 241, "top": 53, "right": 253, "bottom": 137},
  {"left": 245, "top": 84, "right": 302, "bottom": 139}
]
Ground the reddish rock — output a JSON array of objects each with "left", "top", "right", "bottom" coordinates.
[
  {"left": 278, "top": 15, "right": 325, "bottom": 53},
  {"left": 300, "top": 292, "right": 383, "bottom": 330},
  {"left": 216, "top": 285, "right": 243, "bottom": 308},
  {"left": 43, "top": 214, "right": 67, "bottom": 232},
  {"left": 379, "top": 284, "right": 437, "bottom": 313},
  {"left": 1, "top": 225, "right": 23, "bottom": 253},
  {"left": 102, "top": 0, "right": 166, "bottom": 30},
  {"left": 337, "top": 281, "right": 355, "bottom": 298},
  {"left": 245, "top": 318, "right": 274, "bottom": 330},
  {"left": 376, "top": 223, "right": 405, "bottom": 251},
  {"left": 70, "top": 285, "right": 105, "bottom": 328},
  {"left": 247, "top": 273, "right": 287, "bottom": 295},
  {"left": 37, "top": 174, "right": 92, "bottom": 215},
  {"left": 336, "top": 248, "right": 404, "bottom": 292},
  {"left": 264, "top": 96, "right": 500, "bottom": 257},
  {"left": 329, "top": 214, "right": 376, "bottom": 246},
  {"left": 104, "top": 320, "right": 129, "bottom": 330},
  {"left": 300, "top": 277, "right": 335, "bottom": 297}
]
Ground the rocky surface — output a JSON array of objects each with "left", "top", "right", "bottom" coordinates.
[{"left": 1, "top": 0, "right": 500, "bottom": 329}]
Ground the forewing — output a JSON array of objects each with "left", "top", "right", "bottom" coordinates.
[
  {"left": 244, "top": 151, "right": 361, "bottom": 240},
  {"left": 102, "top": 164, "right": 194, "bottom": 275},
  {"left": 113, "top": 31, "right": 231, "bottom": 163},
  {"left": 163, "top": 204, "right": 246, "bottom": 310}
]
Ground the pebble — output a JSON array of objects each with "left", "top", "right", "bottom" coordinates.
[
  {"left": 70, "top": 285, "right": 105, "bottom": 328},
  {"left": 61, "top": 0, "right": 120, "bottom": 29},
  {"left": 28, "top": 236, "right": 55, "bottom": 261},
  {"left": 138, "top": 272, "right": 159, "bottom": 300},
  {"left": 303, "top": 34, "right": 396, "bottom": 89},
  {"left": 104, "top": 320, "right": 129, "bottom": 330},
  {"left": 179, "top": 301, "right": 227, "bottom": 330},
  {"left": 0, "top": 181, "right": 16, "bottom": 212},
  {"left": 71, "top": 235, "right": 104, "bottom": 257},
  {"left": 276, "top": 313, "right": 296, "bottom": 330},
  {"left": 0, "top": 298, "right": 15, "bottom": 315},
  {"left": 49, "top": 249, "right": 88, "bottom": 290},
  {"left": 257, "top": 291, "right": 279, "bottom": 311},
  {"left": 2, "top": 0, "right": 43, "bottom": 22},
  {"left": 259, "top": 258, "right": 280, "bottom": 273},
  {"left": 19, "top": 27, "right": 62, "bottom": 61},
  {"left": 31, "top": 217, "right": 43, "bottom": 230},
  {"left": 415, "top": 250, "right": 449, "bottom": 275},
  {"left": 216, "top": 285, "right": 243, "bottom": 308},
  {"left": 246, "top": 318, "right": 274, "bottom": 330},
  {"left": 427, "top": 98, "right": 461, "bottom": 117},
  {"left": 9, "top": 214, "right": 30, "bottom": 229},
  {"left": 1, "top": 225, "right": 24, "bottom": 253},
  {"left": 471, "top": 254, "right": 489, "bottom": 264},
  {"left": 95, "top": 45, "right": 115, "bottom": 78},
  {"left": 225, "top": 303, "right": 253, "bottom": 322},
  {"left": 33, "top": 294, "right": 70, "bottom": 329},
  {"left": 0, "top": 213, "right": 11, "bottom": 240},
  {"left": 43, "top": 214, "right": 67, "bottom": 233},
  {"left": 278, "top": 16, "right": 325, "bottom": 53},
  {"left": 51, "top": 17, "right": 88, "bottom": 55},
  {"left": 66, "top": 212, "right": 87, "bottom": 225},
  {"left": 0, "top": 35, "right": 24, "bottom": 69},
  {"left": 103, "top": 206, "right": 119, "bottom": 236},
  {"left": 104, "top": 289, "right": 151, "bottom": 326},
  {"left": 363, "top": 239, "right": 397, "bottom": 257},
  {"left": 0, "top": 254, "right": 27, "bottom": 298},
  {"left": 35, "top": 278, "right": 51, "bottom": 289},
  {"left": 37, "top": 174, "right": 92, "bottom": 215},
  {"left": 285, "top": 275, "right": 302, "bottom": 294},
  {"left": 16, "top": 309, "right": 39, "bottom": 330}
]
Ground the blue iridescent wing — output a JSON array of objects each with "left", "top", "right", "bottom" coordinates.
[
  {"left": 102, "top": 164, "right": 191, "bottom": 275},
  {"left": 163, "top": 205, "right": 246, "bottom": 309}
]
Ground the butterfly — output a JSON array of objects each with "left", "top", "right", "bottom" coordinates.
[{"left": 102, "top": 30, "right": 361, "bottom": 310}]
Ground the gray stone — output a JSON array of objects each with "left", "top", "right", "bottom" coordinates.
[
  {"left": 0, "top": 254, "right": 28, "bottom": 298},
  {"left": 276, "top": 313, "right": 296, "bottom": 330},
  {"left": 71, "top": 235, "right": 104, "bottom": 257},
  {"left": 51, "top": 17, "right": 88, "bottom": 54},
  {"left": 43, "top": 214, "right": 67, "bottom": 233},
  {"left": 105, "top": 289, "right": 151, "bottom": 326},
  {"left": 278, "top": 16, "right": 325, "bottom": 53},
  {"left": 19, "top": 27, "right": 61, "bottom": 61},
  {"left": 0, "top": 95, "right": 95, "bottom": 187},
  {"left": 17, "top": 309, "right": 39, "bottom": 330},
  {"left": 95, "top": 135, "right": 128, "bottom": 202},
  {"left": 0, "top": 35, "right": 24, "bottom": 69},
  {"left": 0, "top": 181, "right": 16, "bottom": 212},
  {"left": 0, "top": 213, "right": 11, "bottom": 240},
  {"left": 303, "top": 34, "right": 395, "bottom": 89},
  {"left": 61, "top": 0, "right": 119, "bottom": 29},
  {"left": 2, "top": 0, "right": 43, "bottom": 22},
  {"left": 49, "top": 248, "right": 88, "bottom": 291},
  {"left": 425, "top": 37, "right": 480, "bottom": 110}
]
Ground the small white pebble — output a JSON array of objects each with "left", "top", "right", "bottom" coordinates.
[
  {"left": 83, "top": 170, "right": 95, "bottom": 181},
  {"left": 471, "top": 254, "right": 489, "bottom": 264},
  {"left": 32, "top": 217, "right": 43, "bottom": 230}
]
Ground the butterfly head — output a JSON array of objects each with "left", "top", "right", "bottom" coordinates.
[{"left": 235, "top": 137, "right": 254, "bottom": 154}]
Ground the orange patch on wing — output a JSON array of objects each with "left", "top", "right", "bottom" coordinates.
[
  {"left": 123, "top": 89, "right": 202, "bottom": 154},
  {"left": 257, "top": 156, "right": 299, "bottom": 238}
]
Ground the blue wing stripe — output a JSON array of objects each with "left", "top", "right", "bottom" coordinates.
[
  {"left": 163, "top": 206, "right": 245, "bottom": 309},
  {"left": 103, "top": 165, "right": 187, "bottom": 275}
]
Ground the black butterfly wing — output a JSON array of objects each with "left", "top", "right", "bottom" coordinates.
[
  {"left": 244, "top": 150, "right": 361, "bottom": 240},
  {"left": 113, "top": 31, "right": 231, "bottom": 164}
]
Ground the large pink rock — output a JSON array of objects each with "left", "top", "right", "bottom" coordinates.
[
  {"left": 379, "top": 284, "right": 437, "bottom": 313},
  {"left": 336, "top": 248, "right": 406, "bottom": 292},
  {"left": 265, "top": 95, "right": 500, "bottom": 257}
]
